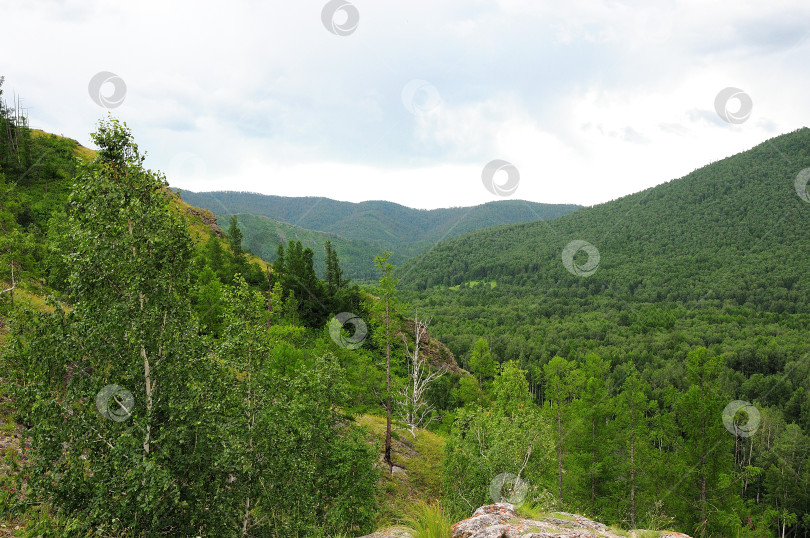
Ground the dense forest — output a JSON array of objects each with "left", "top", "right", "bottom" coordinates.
[
  {"left": 2, "top": 75, "right": 810, "bottom": 538},
  {"left": 400, "top": 129, "right": 810, "bottom": 536}
]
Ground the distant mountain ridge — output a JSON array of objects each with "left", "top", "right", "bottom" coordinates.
[{"left": 176, "top": 190, "right": 581, "bottom": 278}]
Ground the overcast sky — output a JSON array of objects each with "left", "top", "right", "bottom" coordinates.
[{"left": 2, "top": 0, "right": 809, "bottom": 209}]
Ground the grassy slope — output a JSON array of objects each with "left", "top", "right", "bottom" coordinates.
[{"left": 356, "top": 414, "right": 446, "bottom": 530}]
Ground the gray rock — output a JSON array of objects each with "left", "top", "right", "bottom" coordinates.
[{"left": 360, "top": 504, "right": 693, "bottom": 538}]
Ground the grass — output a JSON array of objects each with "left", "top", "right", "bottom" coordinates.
[
  {"left": 400, "top": 501, "right": 453, "bottom": 538},
  {"left": 443, "top": 280, "right": 497, "bottom": 292},
  {"left": 355, "top": 414, "right": 447, "bottom": 531},
  {"left": 516, "top": 502, "right": 575, "bottom": 522}
]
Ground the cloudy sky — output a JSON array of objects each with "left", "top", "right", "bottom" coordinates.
[{"left": 2, "top": 0, "right": 809, "bottom": 209}]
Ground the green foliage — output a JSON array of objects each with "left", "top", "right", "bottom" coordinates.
[
  {"left": 468, "top": 337, "right": 496, "bottom": 384},
  {"left": 7, "top": 117, "right": 204, "bottom": 534},
  {"left": 1, "top": 116, "right": 378, "bottom": 536},
  {"left": 179, "top": 191, "right": 581, "bottom": 279},
  {"left": 400, "top": 501, "right": 453, "bottom": 538},
  {"left": 191, "top": 264, "right": 225, "bottom": 336},
  {"left": 270, "top": 239, "right": 361, "bottom": 328},
  {"left": 443, "top": 362, "right": 553, "bottom": 520},
  {"left": 213, "top": 277, "right": 379, "bottom": 535},
  {"left": 402, "top": 128, "right": 810, "bottom": 535}
]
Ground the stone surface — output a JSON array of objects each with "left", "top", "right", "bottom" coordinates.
[
  {"left": 360, "top": 503, "right": 693, "bottom": 538},
  {"left": 450, "top": 504, "right": 694, "bottom": 538}
]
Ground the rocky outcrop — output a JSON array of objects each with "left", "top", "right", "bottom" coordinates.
[
  {"left": 184, "top": 205, "right": 225, "bottom": 237},
  {"left": 362, "top": 503, "right": 692, "bottom": 538},
  {"left": 399, "top": 318, "right": 464, "bottom": 375},
  {"left": 450, "top": 504, "right": 692, "bottom": 538}
]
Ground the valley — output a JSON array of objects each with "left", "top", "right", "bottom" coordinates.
[{"left": 1, "top": 80, "right": 809, "bottom": 537}]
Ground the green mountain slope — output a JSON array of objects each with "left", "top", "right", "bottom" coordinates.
[
  {"left": 176, "top": 191, "right": 581, "bottom": 272},
  {"left": 403, "top": 128, "right": 810, "bottom": 311},
  {"left": 230, "top": 212, "right": 387, "bottom": 279},
  {"left": 396, "top": 128, "right": 810, "bottom": 375}
]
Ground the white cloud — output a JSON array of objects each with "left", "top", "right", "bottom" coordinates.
[{"left": 1, "top": 0, "right": 808, "bottom": 209}]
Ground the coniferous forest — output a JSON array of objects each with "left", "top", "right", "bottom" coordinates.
[{"left": 1, "top": 77, "right": 810, "bottom": 538}]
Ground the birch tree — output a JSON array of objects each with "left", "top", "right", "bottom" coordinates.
[
  {"left": 9, "top": 117, "right": 206, "bottom": 534},
  {"left": 397, "top": 310, "right": 445, "bottom": 437}
]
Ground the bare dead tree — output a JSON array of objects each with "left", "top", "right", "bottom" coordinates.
[
  {"left": 396, "top": 309, "right": 446, "bottom": 437},
  {"left": 1, "top": 261, "right": 15, "bottom": 302}
]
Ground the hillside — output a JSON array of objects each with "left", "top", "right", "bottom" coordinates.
[
  {"left": 177, "top": 190, "right": 581, "bottom": 277},
  {"left": 227, "top": 212, "right": 389, "bottom": 279},
  {"left": 399, "top": 129, "right": 810, "bottom": 363},
  {"left": 0, "top": 129, "right": 267, "bottom": 307},
  {"left": 403, "top": 128, "right": 810, "bottom": 309},
  {"left": 393, "top": 129, "right": 810, "bottom": 537}
]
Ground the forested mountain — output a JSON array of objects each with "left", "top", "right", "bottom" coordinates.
[
  {"left": 178, "top": 190, "right": 581, "bottom": 275},
  {"left": 397, "top": 128, "right": 810, "bottom": 537},
  {"left": 402, "top": 128, "right": 810, "bottom": 311},
  {"left": 5, "top": 69, "right": 810, "bottom": 537},
  {"left": 224, "top": 212, "right": 392, "bottom": 279}
]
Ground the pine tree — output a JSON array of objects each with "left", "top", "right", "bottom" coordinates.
[
  {"left": 678, "top": 347, "right": 735, "bottom": 537},
  {"left": 228, "top": 215, "right": 247, "bottom": 274},
  {"left": 469, "top": 337, "right": 496, "bottom": 384},
  {"left": 615, "top": 362, "right": 652, "bottom": 528},
  {"left": 374, "top": 251, "right": 398, "bottom": 473},
  {"left": 325, "top": 240, "right": 343, "bottom": 295},
  {"left": 577, "top": 353, "right": 612, "bottom": 517},
  {"left": 544, "top": 355, "right": 583, "bottom": 503}
]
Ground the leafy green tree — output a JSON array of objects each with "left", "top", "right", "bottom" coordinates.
[
  {"left": 763, "top": 424, "right": 809, "bottom": 538},
  {"left": 573, "top": 353, "right": 612, "bottom": 516},
  {"left": 204, "top": 234, "right": 230, "bottom": 282},
  {"left": 614, "top": 362, "right": 652, "bottom": 528},
  {"left": 469, "top": 337, "right": 497, "bottom": 384},
  {"left": 8, "top": 117, "right": 208, "bottom": 534},
  {"left": 678, "top": 347, "right": 735, "bottom": 537},
  {"left": 192, "top": 264, "right": 224, "bottom": 336},
  {"left": 228, "top": 215, "right": 245, "bottom": 260},
  {"left": 453, "top": 375, "right": 482, "bottom": 407},
  {"left": 444, "top": 362, "right": 552, "bottom": 519},
  {"left": 325, "top": 239, "right": 344, "bottom": 295}
]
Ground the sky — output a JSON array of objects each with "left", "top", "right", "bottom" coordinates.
[{"left": 2, "top": 0, "right": 809, "bottom": 210}]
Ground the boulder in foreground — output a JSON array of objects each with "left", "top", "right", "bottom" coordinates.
[{"left": 361, "top": 503, "right": 692, "bottom": 538}]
